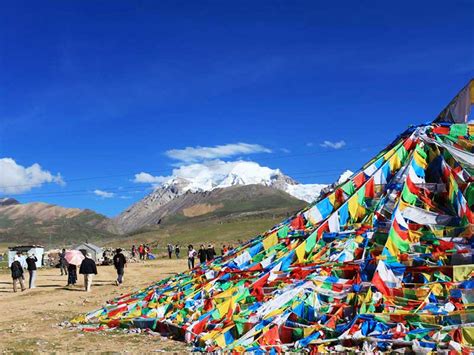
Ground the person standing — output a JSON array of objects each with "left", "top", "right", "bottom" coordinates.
[
  {"left": 167, "top": 244, "right": 173, "bottom": 259},
  {"left": 59, "top": 248, "right": 68, "bottom": 276},
  {"left": 26, "top": 253, "right": 38, "bottom": 289},
  {"left": 113, "top": 248, "right": 127, "bottom": 286},
  {"left": 138, "top": 244, "right": 144, "bottom": 260},
  {"left": 79, "top": 253, "right": 97, "bottom": 292},
  {"left": 131, "top": 245, "right": 136, "bottom": 258},
  {"left": 187, "top": 245, "right": 197, "bottom": 269},
  {"left": 206, "top": 244, "right": 216, "bottom": 262},
  {"left": 144, "top": 245, "right": 150, "bottom": 260},
  {"left": 67, "top": 264, "right": 77, "bottom": 286},
  {"left": 11, "top": 255, "right": 25, "bottom": 292},
  {"left": 198, "top": 245, "right": 207, "bottom": 265},
  {"left": 175, "top": 244, "right": 180, "bottom": 259},
  {"left": 221, "top": 245, "right": 229, "bottom": 256}
]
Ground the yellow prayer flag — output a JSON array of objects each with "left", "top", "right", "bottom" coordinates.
[
  {"left": 414, "top": 151, "right": 428, "bottom": 169},
  {"left": 263, "top": 232, "right": 278, "bottom": 250},
  {"left": 384, "top": 236, "right": 399, "bottom": 256},
  {"left": 215, "top": 334, "right": 227, "bottom": 348},
  {"left": 462, "top": 327, "right": 474, "bottom": 345},
  {"left": 453, "top": 264, "right": 474, "bottom": 282},
  {"left": 429, "top": 283, "right": 444, "bottom": 297},
  {"left": 217, "top": 298, "right": 232, "bottom": 318},
  {"left": 389, "top": 154, "right": 401, "bottom": 171},
  {"left": 200, "top": 330, "right": 218, "bottom": 342},
  {"left": 348, "top": 195, "right": 359, "bottom": 220},
  {"left": 295, "top": 241, "right": 306, "bottom": 263}
]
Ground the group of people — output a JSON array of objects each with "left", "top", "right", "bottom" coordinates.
[
  {"left": 10, "top": 248, "right": 127, "bottom": 293},
  {"left": 186, "top": 244, "right": 214, "bottom": 270},
  {"left": 131, "top": 244, "right": 151, "bottom": 260},
  {"left": 185, "top": 244, "right": 236, "bottom": 270},
  {"left": 167, "top": 244, "right": 181, "bottom": 259},
  {"left": 10, "top": 253, "right": 37, "bottom": 292},
  {"left": 9, "top": 241, "right": 236, "bottom": 292}
]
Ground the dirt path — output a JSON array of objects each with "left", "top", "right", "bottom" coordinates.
[{"left": 0, "top": 259, "right": 189, "bottom": 353}]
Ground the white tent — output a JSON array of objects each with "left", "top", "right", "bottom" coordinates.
[
  {"left": 8, "top": 245, "right": 44, "bottom": 268},
  {"left": 74, "top": 243, "right": 103, "bottom": 263}
]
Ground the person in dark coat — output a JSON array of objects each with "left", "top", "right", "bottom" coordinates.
[
  {"left": 175, "top": 244, "right": 180, "bottom": 259},
  {"left": 206, "top": 244, "right": 216, "bottom": 262},
  {"left": 11, "top": 255, "right": 25, "bottom": 292},
  {"left": 67, "top": 264, "right": 77, "bottom": 286},
  {"left": 79, "top": 253, "right": 97, "bottom": 292},
  {"left": 197, "top": 245, "right": 207, "bottom": 264},
  {"left": 59, "top": 248, "right": 68, "bottom": 276},
  {"left": 26, "top": 253, "right": 38, "bottom": 289},
  {"left": 113, "top": 248, "right": 127, "bottom": 286}
]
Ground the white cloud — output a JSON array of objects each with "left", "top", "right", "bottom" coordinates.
[
  {"left": 93, "top": 189, "right": 115, "bottom": 198},
  {"left": 165, "top": 143, "right": 271, "bottom": 163},
  {"left": 133, "top": 172, "right": 167, "bottom": 184},
  {"left": 306, "top": 142, "right": 314, "bottom": 147},
  {"left": 320, "top": 140, "right": 346, "bottom": 149},
  {"left": 0, "top": 158, "right": 64, "bottom": 194},
  {"left": 280, "top": 148, "right": 291, "bottom": 153}
]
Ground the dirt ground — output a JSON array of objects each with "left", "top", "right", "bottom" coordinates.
[{"left": 0, "top": 259, "right": 190, "bottom": 353}]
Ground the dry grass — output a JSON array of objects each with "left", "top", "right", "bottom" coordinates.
[{"left": 0, "top": 259, "right": 190, "bottom": 353}]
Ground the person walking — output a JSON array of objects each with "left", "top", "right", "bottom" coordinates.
[
  {"left": 11, "top": 255, "right": 25, "bottom": 292},
  {"left": 26, "top": 253, "right": 38, "bottom": 289},
  {"left": 175, "top": 244, "right": 180, "bottom": 259},
  {"left": 67, "top": 264, "right": 77, "bottom": 286},
  {"left": 167, "top": 244, "right": 173, "bottom": 259},
  {"left": 187, "top": 245, "right": 197, "bottom": 269},
  {"left": 113, "top": 248, "right": 127, "bottom": 286},
  {"left": 198, "top": 245, "right": 207, "bottom": 265},
  {"left": 206, "top": 244, "right": 216, "bottom": 262},
  {"left": 79, "top": 253, "right": 97, "bottom": 292},
  {"left": 59, "top": 248, "right": 68, "bottom": 276}
]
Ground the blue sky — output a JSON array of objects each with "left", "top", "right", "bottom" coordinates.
[{"left": 0, "top": 1, "right": 473, "bottom": 216}]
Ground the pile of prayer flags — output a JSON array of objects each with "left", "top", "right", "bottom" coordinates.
[{"left": 71, "top": 121, "right": 474, "bottom": 352}]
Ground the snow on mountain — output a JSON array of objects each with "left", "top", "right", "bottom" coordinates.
[
  {"left": 118, "top": 161, "right": 354, "bottom": 233},
  {"left": 337, "top": 170, "right": 353, "bottom": 184},
  {"left": 134, "top": 161, "right": 352, "bottom": 203},
  {"left": 284, "top": 184, "right": 327, "bottom": 203}
]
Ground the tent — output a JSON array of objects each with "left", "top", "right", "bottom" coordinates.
[
  {"left": 8, "top": 245, "right": 44, "bottom": 268},
  {"left": 71, "top": 81, "right": 474, "bottom": 352},
  {"left": 74, "top": 243, "right": 103, "bottom": 263}
]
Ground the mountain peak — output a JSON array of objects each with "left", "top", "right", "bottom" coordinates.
[
  {"left": 154, "top": 161, "right": 307, "bottom": 199},
  {"left": 117, "top": 163, "right": 354, "bottom": 233},
  {"left": 0, "top": 197, "right": 20, "bottom": 206}
]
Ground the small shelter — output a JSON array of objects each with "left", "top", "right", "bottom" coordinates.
[
  {"left": 8, "top": 245, "right": 44, "bottom": 268},
  {"left": 74, "top": 243, "right": 103, "bottom": 263}
]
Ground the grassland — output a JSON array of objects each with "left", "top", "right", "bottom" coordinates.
[{"left": 106, "top": 213, "right": 286, "bottom": 254}]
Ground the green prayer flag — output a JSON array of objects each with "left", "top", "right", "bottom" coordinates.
[
  {"left": 450, "top": 123, "right": 468, "bottom": 137},
  {"left": 277, "top": 225, "right": 289, "bottom": 238},
  {"left": 342, "top": 180, "right": 355, "bottom": 195}
]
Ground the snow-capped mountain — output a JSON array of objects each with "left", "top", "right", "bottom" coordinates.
[
  {"left": 115, "top": 161, "right": 353, "bottom": 233},
  {"left": 138, "top": 161, "right": 332, "bottom": 202}
]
